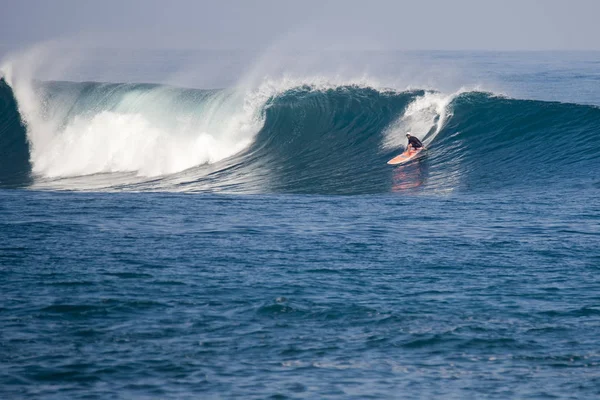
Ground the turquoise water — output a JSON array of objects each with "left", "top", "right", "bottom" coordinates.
[{"left": 1, "top": 51, "right": 600, "bottom": 398}]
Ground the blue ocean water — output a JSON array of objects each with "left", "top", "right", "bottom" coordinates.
[{"left": 1, "top": 50, "right": 600, "bottom": 398}]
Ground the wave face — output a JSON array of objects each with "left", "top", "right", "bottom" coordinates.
[
  {"left": 0, "top": 79, "right": 31, "bottom": 186},
  {"left": 1, "top": 78, "right": 599, "bottom": 193},
  {"left": 433, "top": 93, "right": 600, "bottom": 191},
  {"left": 238, "top": 86, "right": 428, "bottom": 194}
]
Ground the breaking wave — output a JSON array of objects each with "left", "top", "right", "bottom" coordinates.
[{"left": 1, "top": 74, "right": 599, "bottom": 194}]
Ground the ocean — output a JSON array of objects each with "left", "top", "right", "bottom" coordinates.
[{"left": 1, "top": 49, "right": 600, "bottom": 399}]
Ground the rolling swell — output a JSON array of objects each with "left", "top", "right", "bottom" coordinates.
[
  {"left": 432, "top": 92, "right": 600, "bottom": 190},
  {"left": 1, "top": 79, "right": 599, "bottom": 193}
]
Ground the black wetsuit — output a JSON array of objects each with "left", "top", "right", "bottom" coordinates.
[{"left": 407, "top": 136, "right": 424, "bottom": 149}]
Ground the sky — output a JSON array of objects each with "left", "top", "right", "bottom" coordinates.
[{"left": 1, "top": 0, "right": 600, "bottom": 51}]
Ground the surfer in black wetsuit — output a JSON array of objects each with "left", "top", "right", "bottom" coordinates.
[{"left": 406, "top": 132, "right": 424, "bottom": 151}]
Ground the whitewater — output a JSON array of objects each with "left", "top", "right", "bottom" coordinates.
[{"left": 2, "top": 48, "right": 600, "bottom": 399}]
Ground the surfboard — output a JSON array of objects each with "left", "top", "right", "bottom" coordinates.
[{"left": 387, "top": 147, "right": 425, "bottom": 165}]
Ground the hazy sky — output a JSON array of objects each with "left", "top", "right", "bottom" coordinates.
[{"left": 2, "top": 0, "right": 600, "bottom": 51}]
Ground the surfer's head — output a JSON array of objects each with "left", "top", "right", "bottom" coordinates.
[{"left": 406, "top": 132, "right": 411, "bottom": 138}]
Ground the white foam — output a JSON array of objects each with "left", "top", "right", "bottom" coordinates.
[
  {"left": 32, "top": 91, "right": 261, "bottom": 177},
  {"left": 1, "top": 47, "right": 267, "bottom": 178}
]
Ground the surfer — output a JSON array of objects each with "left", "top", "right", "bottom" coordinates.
[
  {"left": 406, "top": 133, "right": 424, "bottom": 151},
  {"left": 387, "top": 132, "right": 427, "bottom": 165}
]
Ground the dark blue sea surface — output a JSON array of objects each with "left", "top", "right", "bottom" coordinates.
[{"left": 1, "top": 51, "right": 600, "bottom": 398}]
